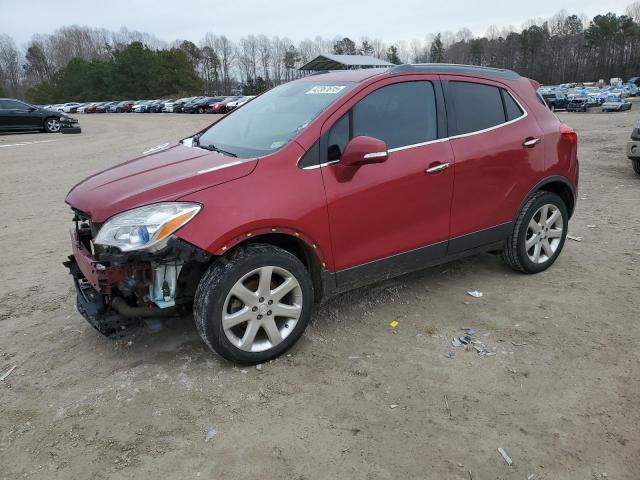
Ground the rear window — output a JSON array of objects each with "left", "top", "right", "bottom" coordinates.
[{"left": 449, "top": 81, "right": 525, "bottom": 135}]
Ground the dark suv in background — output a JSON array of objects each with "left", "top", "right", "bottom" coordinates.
[
  {"left": 541, "top": 92, "right": 569, "bottom": 111},
  {"left": 0, "top": 98, "right": 80, "bottom": 133}
]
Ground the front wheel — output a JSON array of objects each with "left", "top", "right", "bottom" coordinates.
[
  {"left": 503, "top": 191, "right": 568, "bottom": 274},
  {"left": 194, "top": 244, "right": 314, "bottom": 364},
  {"left": 632, "top": 159, "right": 640, "bottom": 175},
  {"left": 44, "top": 117, "right": 61, "bottom": 133},
  {"left": 197, "top": 107, "right": 204, "bottom": 114}
]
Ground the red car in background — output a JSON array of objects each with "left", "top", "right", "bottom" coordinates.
[
  {"left": 84, "top": 102, "right": 106, "bottom": 114},
  {"left": 65, "top": 64, "right": 578, "bottom": 364},
  {"left": 208, "top": 96, "right": 241, "bottom": 114}
]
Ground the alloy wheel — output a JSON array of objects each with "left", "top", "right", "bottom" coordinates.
[
  {"left": 222, "top": 266, "right": 303, "bottom": 352},
  {"left": 525, "top": 204, "right": 563, "bottom": 264},
  {"left": 46, "top": 118, "right": 61, "bottom": 132}
]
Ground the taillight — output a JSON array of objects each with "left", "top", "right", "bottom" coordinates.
[{"left": 560, "top": 124, "right": 577, "bottom": 145}]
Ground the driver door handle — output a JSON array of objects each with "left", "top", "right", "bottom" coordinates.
[
  {"left": 523, "top": 137, "right": 541, "bottom": 147},
  {"left": 425, "top": 162, "right": 450, "bottom": 174}
]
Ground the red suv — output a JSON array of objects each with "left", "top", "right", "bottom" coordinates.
[{"left": 65, "top": 65, "right": 578, "bottom": 364}]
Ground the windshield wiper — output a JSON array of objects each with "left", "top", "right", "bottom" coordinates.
[
  {"left": 192, "top": 133, "right": 237, "bottom": 157},
  {"left": 198, "top": 144, "right": 238, "bottom": 157}
]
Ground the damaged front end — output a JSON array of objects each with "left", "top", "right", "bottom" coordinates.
[{"left": 64, "top": 210, "right": 210, "bottom": 338}]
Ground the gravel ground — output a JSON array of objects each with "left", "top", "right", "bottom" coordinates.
[{"left": 0, "top": 109, "right": 638, "bottom": 479}]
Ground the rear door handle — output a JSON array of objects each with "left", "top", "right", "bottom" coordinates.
[
  {"left": 425, "top": 162, "right": 450, "bottom": 174},
  {"left": 523, "top": 137, "right": 541, "bottom": 147}
]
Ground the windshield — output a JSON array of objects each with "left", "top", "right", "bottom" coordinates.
[{"left": 196, "top": 81, "right": 355, "bottom": 158}]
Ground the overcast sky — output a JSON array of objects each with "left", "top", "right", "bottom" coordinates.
[{"left": 1, "top": 0, "right": 634, "bottom": 46}]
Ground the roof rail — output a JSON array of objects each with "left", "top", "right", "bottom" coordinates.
[{"left": 389, "top": 63, "right": 520, "bottom": 80}]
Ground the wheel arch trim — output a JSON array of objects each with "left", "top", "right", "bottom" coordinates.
[{"left": 516, "top": 175, "right": 576, "bottom": 220}]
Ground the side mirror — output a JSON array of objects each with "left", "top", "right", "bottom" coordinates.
[{"left": 340, "top": 136, "right": 388, "bottom": 167}]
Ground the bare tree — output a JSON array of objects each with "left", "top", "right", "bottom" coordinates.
[
  {"left": 370, "top": 38, "right": 387, "bottom": 59},
  {"left": 0, "top": 34, "right": 22, "bottom": 97},
  {"left": 626, "top": 1, "right": 640, "bottom": 22},
  {"left": 256, "top": 34, "right": 271, "bottom": 82},
  {"left": 212, "top": 35, "right": 235, "bottom": 94}
]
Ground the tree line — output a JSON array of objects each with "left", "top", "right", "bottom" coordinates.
[{"left": 1, "top": 3, "right": 639, "bottom": 103}]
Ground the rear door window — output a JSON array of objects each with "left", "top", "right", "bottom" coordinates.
[{"left": 449, "top": 81, "right": 505, "bottom": 135}]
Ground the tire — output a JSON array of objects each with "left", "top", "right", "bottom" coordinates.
[
  {"left": 44, "top": 117, "right": 61, "bottom": 133},
  {"left": 550, "top": 104, "right": 555, "bottom": 112},
  {"left": 116, "top": 107, "right": 122, "bottom": 113},
  {"left": 632, "top": 159, "right": 640, "bottom": 175},
  {"left": 198, "top": 107, "right": 204, "bottom": 114},
  {"left": 503, "top": 191, "right": 568, "bottom": 274},
  {"left": 194, "top": 243, "right": 314, "bottom": 364}
]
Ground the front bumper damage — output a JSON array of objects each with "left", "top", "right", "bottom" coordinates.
[{"left": 64, "top": 216, "right": 210, "bottom": 338}]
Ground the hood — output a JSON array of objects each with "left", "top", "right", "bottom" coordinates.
[
  {"left": 65, "top": 142, "right": 257, "bottom": 222},
  {"left": 42, "top": 107, "right": 71, "bottom": 119}
]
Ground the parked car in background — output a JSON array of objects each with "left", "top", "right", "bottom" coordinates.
[
  {"left": 109, "top": 100, "right": 135, "bottom": 113},
  {"left": 96, "top": 101, "right": 117, "bottom": 113},
  {"left": 78, "top": 103, "right": 97, "bottom": 113},
  {"left": 233, "top": 95, "right": 255, "bottom": 109},
  {"left": 567, "top": 98, "right": 590, "bottom": 112},
  {"left": 84, "top": 102, "right": 106, "bottom": 114},
  {"left": 161, "top": 99, "right": 180, "bottom": 112},
  {"left": 132, "top": 100, "right": 153, "bottom": 113},
  {"left": 166, "top": 97, "right": 194, "bottom": 113},
  {"left": 149, "top": 99, "right": 171, "bottom": 113},
  {"left": 202, "top": 96, "right": 226, "bottom": 113},
  {"left": 627, "top": 116, "right": 640, "bottom": 175},
  {"left": 623, "top": 83, "right": 639, "bottom": 97},
  {"left": 209, "top": 96, "right": 241, "bottom": 114},
  {"left": 601, "top": 95, "right": 632, "bottom": 112},
  {"left": 183, "top": 97, "right": 214, "bottom": 114},
  {"left": 541, "top": 92, "right": 569, "bottom": 111},
  {"left": 58, "top": 102, "right": 83, "bottom": 113},
  {"left": 0, "top": 98, "right": 80, "bottom": 133},
  {"left": 225, "top": 96, "right": 256, "bottom": 111},
  {"left": 64, "top": 64, "right": 578, "bottom": 364},
  {"left": 627, "top": 77, "right": 640, "bottom": 87}
]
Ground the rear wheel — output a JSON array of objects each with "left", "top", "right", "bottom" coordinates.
[
  {"left": 194, "top": 244, "right": 313, "bottom": 364},
  {"left": 44, "top": 117, "right": 60, "bottom": 133},
  {"left": 503, "top": 191, "right": 568, "bottom": 274},
  {"left": 632, "top": 159, "right": 640, "bottom": 175},
  {"left": 197, "top": 107, "right": 204, "bottom": 114}
]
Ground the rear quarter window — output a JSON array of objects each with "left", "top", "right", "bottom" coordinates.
[{"left": 502, "top": 90, "right": 524, "bottom": 121}]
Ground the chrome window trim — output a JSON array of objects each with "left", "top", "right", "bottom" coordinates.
[{"left": 299, "top": 88, "right": 528, "bottom": 170}]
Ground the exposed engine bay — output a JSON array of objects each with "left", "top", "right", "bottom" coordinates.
[{"left": 63, "top": 211, "right": 211, "bottom": 338}]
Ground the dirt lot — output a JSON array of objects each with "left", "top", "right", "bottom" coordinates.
[{"left": 1, "top": 109, "right": 638, "bottom": 480}]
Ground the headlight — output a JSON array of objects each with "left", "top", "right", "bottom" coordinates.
[{"left": 94, "top": 202, "right": 201, "bottom": 252}]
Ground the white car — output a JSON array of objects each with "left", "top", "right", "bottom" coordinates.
[
  {"left": 58, "top": 102, "right": 82, "bottom": 113},
  {"left": 227, "top": 96, "right": 255, "bottom": 110}
]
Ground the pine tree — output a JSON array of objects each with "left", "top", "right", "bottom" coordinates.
[{"left": 430, "top": 34, "right": 445, "bottom": 63}]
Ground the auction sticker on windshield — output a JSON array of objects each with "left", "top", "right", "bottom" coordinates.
[{"left": 306, "top": 86, "right": 347, "bottom": 95}]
